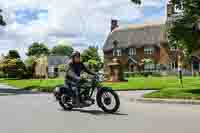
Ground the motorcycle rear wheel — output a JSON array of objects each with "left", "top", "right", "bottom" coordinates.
[{"left": 59, "top": 95, "right": 73, "bottom": 110}]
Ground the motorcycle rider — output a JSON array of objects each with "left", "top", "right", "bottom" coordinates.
[{"left": 65, "top": 51, "right": 96, "bottom": 106}]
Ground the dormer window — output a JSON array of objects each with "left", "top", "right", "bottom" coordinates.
[
  {"left": 129, "top": 48, "right": 136, "bottom": 56},
  {"left": 112, "top": 40, "right": 121, "bottom": 56},
  {"left": 113, "top": 49, "right": 122, "bottom": 56},
  {"left": 116, "top": 49, "right": 122, "bottom": 56}
]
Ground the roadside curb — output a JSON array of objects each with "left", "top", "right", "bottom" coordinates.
[
  {"left": 132, "top": 98, "right": 200, "bottom": 105},
  {"left": 116, "top": 89, "right": 158, "bottom": 91}
]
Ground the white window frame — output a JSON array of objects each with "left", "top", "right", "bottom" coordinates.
[
  {"left": 144, "top": 64, "right": 155, "bottom": 70},
  {"left": 116, "top": 49, "right": 122, "bottom": 56},
  {"left": 113, "top": 49, "right": 122, "bottom": 56},
  {"left": 113, "top": 50, "right": 116, "bottom": 56},
  {"left": 48, "top": 66, "right": 54, "bottom": 73},
  {"left": 129, "top": 48, "right": 136, "bottom": 56},
  {"left": 144, "top": 47, "right": 154, "bottom": 55}
]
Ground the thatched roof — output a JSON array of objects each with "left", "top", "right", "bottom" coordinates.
[{"left": 103, "top": 23, "right": 167, "bottom": 51}]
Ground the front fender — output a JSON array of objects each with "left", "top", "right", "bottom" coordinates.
[{"left": 97, "top": 86, "right": 113, "bottom": 92}]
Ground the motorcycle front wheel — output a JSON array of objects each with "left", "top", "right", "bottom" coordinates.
[{"left": 96, "top": 89, "right": 120, "bottom": 113}]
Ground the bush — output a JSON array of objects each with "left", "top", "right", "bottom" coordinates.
[
  {"left": 16, "top": 69, "right": 25, "bottom": 79},
  {"left": 2, "top": 59, "right": 28, "bottom": 79},
  {"left": 123, "top": 72, "right": 156, "bottom": 78},
  {"left": 58, "top": 64, "right": 65, "bottom": 72},
  {"left": 0, "top": 71, "right": 6, "bottom": 78},
  {"left": 152, "top": 72, "right": 162, "bottom": 77}
]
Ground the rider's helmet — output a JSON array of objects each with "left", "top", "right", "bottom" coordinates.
[{"left": 71, "top": 51, "right": 80, "bottom": 58}]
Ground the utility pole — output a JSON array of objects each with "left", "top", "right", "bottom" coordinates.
[{"left": 178, "top": 51, "right": 183, "bottom": 88}]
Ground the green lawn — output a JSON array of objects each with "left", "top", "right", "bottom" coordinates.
[
  {"left": 0, "top": 76, "right": 200, "bottom": 100},
  {"left": 0, "top": 78, "right": 64, "bottom": 92}
]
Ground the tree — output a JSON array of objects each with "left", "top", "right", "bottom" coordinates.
[
  {"left": 131, "top": 0, "right": 141, "bottom": 4},
  {"left": 0, "top": 50, "right": 28, "bottom": 79},
  {"left": 27, "top": 42, "right": 50, "bottom": 57},
  {"left": 1, "top": 58, "right": 26, "bottom": 78},
  {"left": 0, "top": 9, "right": 6, "bottom": 26},
  {"left": 51, "top": 45, "right": 73, "bottom": 56},
  {"left": 6, "top": 50, "right": 20, "bottom": 59},
  {"left": 81, "top": 46, "right": 103, "bottom": 71},
  {"left": 24, "top": 56, "right": 37, "bottom": 78},
  {"left": 168, "top": 0, "right": 200, "bottom": 54}
]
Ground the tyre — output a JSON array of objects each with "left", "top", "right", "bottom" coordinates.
[
  {"left": 58, "top": 95, "right": 73, "bottom": 111},
  {"left": 97, "top": 89, "right": 120, "bottom": 113}
]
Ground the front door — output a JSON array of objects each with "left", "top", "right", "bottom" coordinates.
[{"left": 129, "top": 64, "right": 137, "bottom": 72}]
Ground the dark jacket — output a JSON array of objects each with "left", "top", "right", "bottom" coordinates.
[{"left": 65, "top": 60, "right": 95, "bottom": 81}]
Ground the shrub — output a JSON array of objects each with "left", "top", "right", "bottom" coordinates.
[
  {"left": 0, "top": 71, "right": 6, "bottom": 78},
  {"left": 2, "top": 58, "right": 27, "bottom": 79},
  {"left": 58, "top": 64, "right": 65, "bottom": 72}
]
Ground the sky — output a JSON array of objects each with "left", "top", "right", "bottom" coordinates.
[{"left": 0, "top": 0, "right": 168, "bottom": 59}]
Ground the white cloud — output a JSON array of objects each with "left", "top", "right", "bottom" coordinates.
[
  {"left": 142, "top": 0, "right": 164, "bottom": 8},
  {"left": 0, "top": 0, "right": 166, "bottom": 59}
]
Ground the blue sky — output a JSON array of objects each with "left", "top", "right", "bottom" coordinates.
[
  {"left": 0, "top": 0, "right": 167, "bottom": 59},
  {"left": 15, "top": 9, "right": 48, "bottom": 24}
]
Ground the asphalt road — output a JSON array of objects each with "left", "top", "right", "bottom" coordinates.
[{"left": 0, "top": 86, "right": 200, "bottom": 133}]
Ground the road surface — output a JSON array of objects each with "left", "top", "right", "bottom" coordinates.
[{"left": 0, "top": 85, "right": 200, "bottom": 133}]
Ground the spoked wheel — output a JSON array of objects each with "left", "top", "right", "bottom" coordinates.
[
  {"left": 59, "top": 94, "right": 73, "bottom": 110},
  {"left": 97, "top": 89, "right": 120, "bottom": 113}
]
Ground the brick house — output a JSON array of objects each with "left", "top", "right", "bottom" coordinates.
[
  {"left": 102, "top": 1, "right": 188, "bottom": 80},
  {"left": 103, "top": 22, "right": 171, "bottom": 77}
]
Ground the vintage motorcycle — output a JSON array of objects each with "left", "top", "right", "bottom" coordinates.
[{"left": 53, "top": 74, "right": 120, "bottom": 113}]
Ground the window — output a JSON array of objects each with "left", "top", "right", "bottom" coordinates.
[
  {"left": 144, "top": 47, "right": 154, "bottom": 55},
  {"left": 48, "top": 66, "right": 54, "bottom": 73},
  {"left": 129, "top": 48, "right": 136, "bottom": 56},
  {"left": 113, "top": 50, "right": 116, "bottom": 56},
  {"left": 116, "top": 49, "right": 122, "bottom": 56},
  {"left": 113, "top": 49, "right": 122, "bottom": 56},
  {"left": 144, "top": 64, "right": 155, "bottom": 70}
]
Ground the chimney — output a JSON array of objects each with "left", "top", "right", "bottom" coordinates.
[
  {"left": 111, "top": 19, "right": 118, "bottom": 32},
  {"left": 167, "top": 1, "right": 175, "bottom": 17}
]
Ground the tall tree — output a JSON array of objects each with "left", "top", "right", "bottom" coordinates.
[
  {"left": 27, "top": 42, "right": 50, "bottom": 57},
  {"left": 6, "top": 50, "right": 20, "bottom": 59},
  {"left": 81, "top": 46, "right": 103, "bottom": 71},
  {"left": 131, "top": 0, "right": 141, "bottom": 4},
  {"left": 168, "top": 0, "right": 200, "bottom": 54},
  {"left": 0, "top": 9, "right": 6, "bottom": 26},
  {"left": 51, "top": 45, "right": 73, "bottom": 56}
]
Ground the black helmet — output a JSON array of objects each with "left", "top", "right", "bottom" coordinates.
[{"left": 71, "top": 51, "right": 80, "bottom": 58}]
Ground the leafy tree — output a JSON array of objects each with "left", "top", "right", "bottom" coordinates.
[
  {"left": 27, "top": 42, "right": 50, "bottom": 57},
  {"left": 141, "top": 58, "right": 153, "bottom": 64},
  {"left": 58, "top": 64, "right": 65, "bottom": 72},
  {"left": 24, "top": 56, "right": 37, "bottom": 67},
  {"left": 24, "top": 56, "right": 37, "bottom": 78},
  {"left": 0, "top": 9, "right": 6, "bottom": 26},
  {"left": 51, "top": 45, "right": 73, "bottom": 56},
  {"left": 168, "top": 0, "right": 200, "bottom": 54},
  {"left": 6, "top": 50, "right": 20, "bottom": 59},
  {"left": 81, "top": 46, "right": 103, "bottom": 71},
  {"left": 1, "top": 58, "right": 26, "bottom": 79},
  {"left": 131, "top": 0, "right": 141, "bottom": 4}
]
